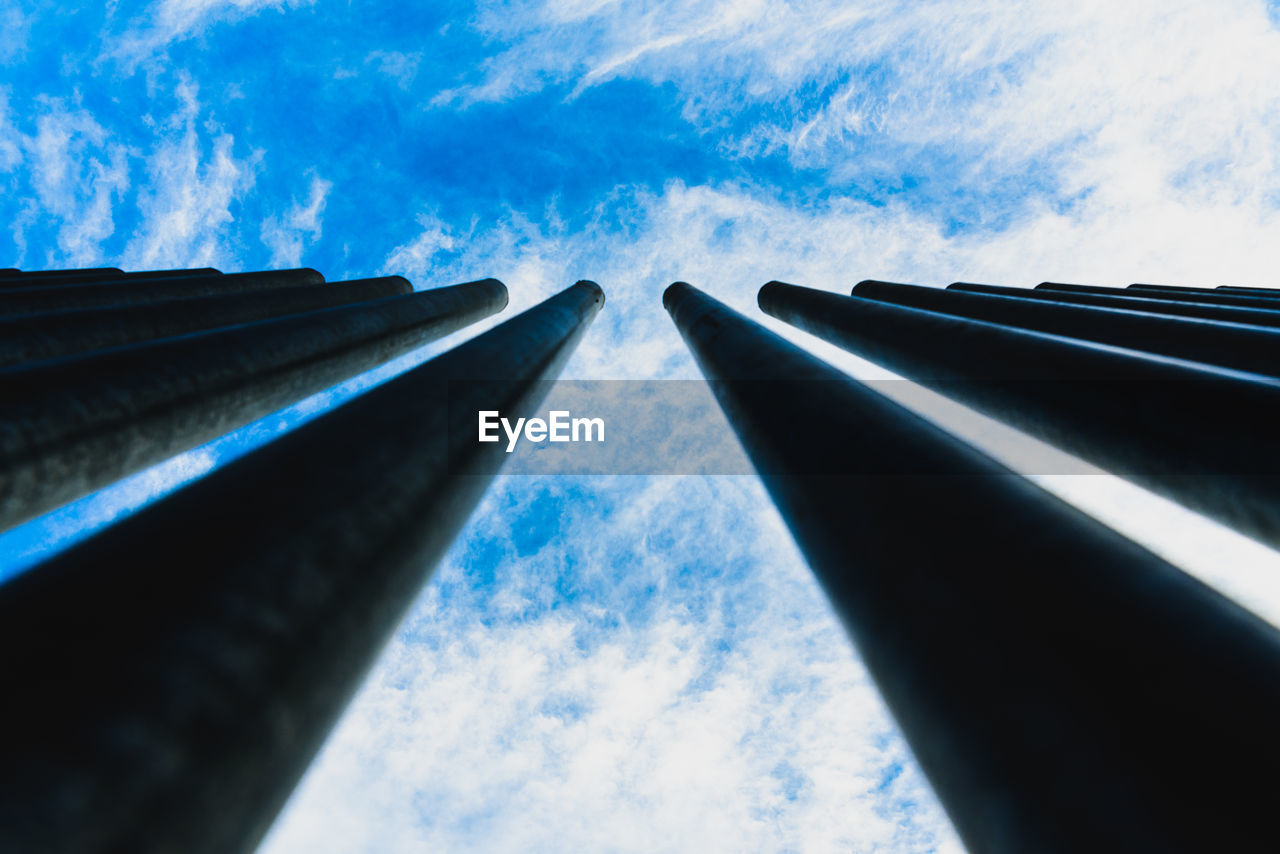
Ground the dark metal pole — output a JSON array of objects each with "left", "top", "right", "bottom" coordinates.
[
  {"left": 1128, "top": 283, "right": 1280, "bottom": 299},
  {"left": 666, "top": 281, "right": 1280, "bottom": 854},
  {"left": 0, "top": 281, "right": 603, "bottom": 854},
  {"left": 1217, "top": 285, "right": 1280, "bottom": 294},
  {"left": 0, "top": 279, "right": 508, "bottom": 531},
  {"left": 949, "top": 281, "right": 1280, "bottom": 328},
  {"left": 1036, "top": 281, "right": 1280, "bottom": 309},
  {"left": 758, "top": 281, "right": 1280, "bottom": 549},
  {"left": 851, "top": 280, "right": 1280, "bottom": 377},
  {"left": 0, "top": 267, "right": 222, "bottom": 289},
  {"left": 0, "top": 266, "right": 123, "bottom": 280},
  {"left": 0, "top": 276, "right": 414, "bottom": 368},
  {"left": 0, "top": 268, "right": 324, "bottom": 313}
]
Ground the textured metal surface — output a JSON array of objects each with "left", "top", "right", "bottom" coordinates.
[
  {"left": 0, "top": 280, "right": 603, "bottom": 854},
  {"left": 758, "top": 280, "right": 1280, "bottom": 549},
  {"left": 0, "top": 276, "right": 414, "bottom": 368},
  {"left": 0, "top": 279, "right": 508, "bottom": 531},
  {"left": 0, "top": 266, "right": 124, "bottom": 281},
  {"left": 666, "top": 281, "right": 1280, "bottom": 854},
  {"left": 1036, "top": 282, "right": 1280, "bottom": 309},
  {"left": 949, "top": 281, "right": 1280, "bottom": 328},
  {"left": 0, "top": 268, "right": 323, "bottom": 313},
  {"left": 1216, "top": 285, "right": 1280, "bottom": 294},
  {"left": 852, "top": 280, "right": 1280, "bottom": 376},
  {"left": 0, "top": 267, "right": 222, "bottom": 289},
  {"left": 1129, "top": 283, "right": 1280, "bottom": 299}
]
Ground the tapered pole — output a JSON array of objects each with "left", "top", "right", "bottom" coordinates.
[
  {"left": 851, "top": 280, "right": 1280, "bottom": 377},
  {"left": 666, "top": 281, "right": 1280, "bottom": 854},
  {"left": 0, "top": 268, "right": 324, "bottom": 313},
  {"left": 1036, "top": 282, "right": 1280, "bottom": 309},
  {"left": 949, "top": 281, "right": 1280, "bottom": 328},
  {"left": 0, "top": 280, "right": 603, "bottom": 854},
  {"left": 0, "top": 267, "right": 222, "bottom": 289},
  {"left": 1128, "top": 283, "right": 1280, "bottom": 299},
  {"left": 758, "top": 280, "right": 1280, "bottom": 549},
  {"left": 0, "top": 266, "right": 123, "bottom": 281},
  {"left": 1217, "top": 285, "right": 1280, "bottom": 294},
  {"left": 0, "top": 276, "right": 414, "bottom": 368},
  {"left": 0, "top": 279, "right": 508, "bottom": 531}
]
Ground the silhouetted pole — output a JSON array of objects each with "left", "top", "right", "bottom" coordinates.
[
  {"left": 1128, "top": 283, "right": 1280, "bottom": 299},
  {"left": 851, "top": 280, "right": 1280, "bottom": 377},
  {"left": 0, "top": 276, "right": 414, "bottom": 368},
  {"left": 0, "top": 268, "right": 323, "bottom": 313},
  {"left": 949, "top": 281, "right": 1280, "bottom": 328},
  {"left": 0, "top": 281, "right": 603, "bottom": 854},
  {"left": 1217, "top": 285, "right": 1280, "bottom": 294},
  {"left": 0, "top": 279, "right": 508, "bottom": 531},
  {"left": 666, "top": 281, "right": 1280, "bottom": 854},
  {"left": 0, "top": 267, "right": 222, "bottom": 289},
  {"left": 758, "top": 281, "right": 1280, "bottom": 549},
  {"left": 1125, "top": 283, "right": 1230, "bottom": 292},
  {"left": 0, "top": 266, "right": 123, "bottom": 281},
  {"left": 1036, "top": 281, "right": 1280, "bottom": 309}
]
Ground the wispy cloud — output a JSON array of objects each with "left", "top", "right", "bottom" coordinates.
[
  {"left": 12, "top": 99, "right": 130, "bottom": 266},
  {"left": 122, "top": 74, "right": 260, "bottom": 268},
  {"left": 261, "top": 476, "right": 965, "bottom": 853},
  {"left": 110, "top": 0, "right": 316, "bottom": 65},
  {"left": 442, "top": 1, "right": 1280, "bottom": 229},
  {"left": 261, "top": 173, "right": 331, "bottom": 266}
]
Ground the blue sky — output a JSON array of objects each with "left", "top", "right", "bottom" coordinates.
[{"left": 8, "top": 1, "right": 1280, "bottom": 851}]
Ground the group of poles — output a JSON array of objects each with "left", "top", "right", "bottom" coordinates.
[{"left": 1, "top": 265, "right": 1279, "bottom": 853}]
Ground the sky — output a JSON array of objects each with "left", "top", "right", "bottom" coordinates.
[{"left": 7, "top": 0, "right": 1280, "bottom": 851}]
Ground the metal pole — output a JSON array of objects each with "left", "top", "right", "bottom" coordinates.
[
  {"left": 666, "top": 281, "right": 1280, "bottom": 854},
  {"left": 851, "top": 280, "right": 1280, "bottom": 377},
  {"left": 949, "top": 281, "right": 1280, "bottom": 328},
  {"left": 1036, "top": 281, "right": 1280, "bottom": 309},
  {"left": 0, "top": 281, "right": 603, "bottom": 854},
  {"left": 0, "top": 268, "right": 324, "bottom": 313},
  {"left": 757, "top": 280, "right": 1280, "bottom": 549},
  {"left": 0, "top": 276, "right": 414, "bottom": 368},
  {"left": 1127, "top": 283, "right": 1280, "bottom": 299},
  {"left": 0, "top": 279, "right": 508, "bottom": 531},
  {"left": 0, "top": 267, "right": 222, "bottom": 289},
  {"left": 1217, "top": 285, "right": 1280, "bottom": 294},
  {"left": 0, "top": 266, "right": 123, "bottom": 281}
]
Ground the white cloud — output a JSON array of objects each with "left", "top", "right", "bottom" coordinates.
[
  {"left": 122, "top": 75, "right": 260, "bottom": 268},
  {"left": 0, "top": 1, "right": 33, "bottom": 65},
  {"left": 367, "top": 50, "right": 424, "bottom": 89},
  {"left": 444, "top": 0, "right": 1280, "bottom": 224},
  {"left": 261, "top": 476, "right": 965, "bottom": 853},
  {"left": 261, "top": 173, "right": 332, "bottom": 267},
  {"left": 11, "top": 100, "right": 130, "bottom": 266},
  {"left": 111, "top": 0, "right": 316, "bottom": 63}
]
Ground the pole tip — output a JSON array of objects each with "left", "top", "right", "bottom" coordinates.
[
  {"left": 572, "top": 280, "right": 605, "bottom": 307},
  {"left": 662, "top": 281, "right": 696, "bottom": 312},
  {"left": 757, "top": 280, "right": 793, "bottom": 310}
]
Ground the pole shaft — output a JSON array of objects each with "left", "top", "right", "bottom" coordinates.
[
  {"left": 667, "top": 281, "right": 1280, "bottom": 854},
  {"left": 0, "top": 276, "right": 413, "bottom": 368},
  {"left": 1037, "top": 282, "right": 1280, "bottom": 309},
  {"left": 0, "top": 281, "right": 603, "bottom": 854},
  {"left": 852, "top": 280, "right": 1280, "bottom": 377},
  {"left": 0, "top": 279, "right": 507, "bottom": 531},
  {"left": 0, "top": 268, "right": 324, "bottom": 313},
  {"left": 949, "top": 281, "right": 1280, "bottom": 328},
  {"left": 758, "top": 280, "right": 1280, "bottom": 548},
  {"left": 0, "top": 268, "right": 222, "bottom": 289}
]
